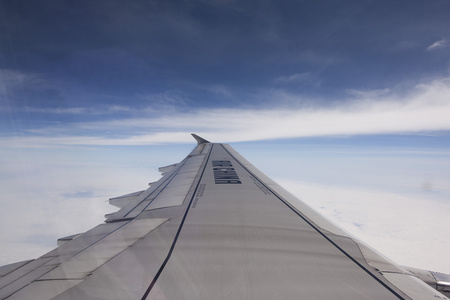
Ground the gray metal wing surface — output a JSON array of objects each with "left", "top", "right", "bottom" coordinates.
[{"left": 0, "top": 136, "right": 448, "bottom": 299}]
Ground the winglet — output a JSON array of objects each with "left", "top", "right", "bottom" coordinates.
[{"left": 191, "top": 134, "right": 210, "bottom": 145}]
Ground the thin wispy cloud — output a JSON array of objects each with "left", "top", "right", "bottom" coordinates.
[
  {"left": 3, "top": 77, "right": 450, "bottom": 147},
  {"left": 23, "top": 107, "right": 88, "bottom": 114},
  {"left": 22, "top": 105, "right": 134, "bottom": 115},
  {"left": 427, "top": 39, "right": 448, "bottom": 51},
  {"left": 184, "top": 82, "right": 235, "bottom": 99},
  {"left": 0, "top": 69, "right": 44, "bottom": 97},
  {"left": 346, "top": 88, "right": 391, "bottom": 99},
  {"left": 139, "top": 90, "right": 189, "bottom": 107},
  {"left": 206, "top": 84, "right": 234, "bottom": 98},
  {"left": 274, "top": 73, "right": 312, "bottom": 84}
]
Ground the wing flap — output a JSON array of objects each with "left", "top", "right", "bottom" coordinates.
[
  {"left": 0, "top": 257, "right": 55, "bottom": 299},
  {"left": 158, "top": 163, "right": 178, "bottom": 174},
  {"left": 57, "top": 233, "right": 82, "bottom": 246},
  {"left": 7, "top": 279, "right": 83, "bottom": 300},
  {"left": 383, "top": 273, "right": 447, "bottom": 300},
  {"left": 106, "top": 152, "right": 206, "bottom": 222},
  {"left": 4, "top": 219, "right": 169, "bottom": 300},
  {"left": 0, "top": 260, "right": 32, "bottom": 277},
  {"left": 40, "top": 218, "right": 168, "bottom": 280},
  {"left": 108, "top": 190, "right": 145, "bottom": 209}
]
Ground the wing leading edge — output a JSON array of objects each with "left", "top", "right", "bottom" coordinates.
[{"left": 0, "top": 135, "right": 448, "bottom": 300}]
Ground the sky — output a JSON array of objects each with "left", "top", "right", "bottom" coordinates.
[{"left": 1, "top": 0, "right": 450, "bottom": 274}]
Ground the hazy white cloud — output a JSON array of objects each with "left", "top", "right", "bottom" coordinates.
[
  {"left": 427, "top": 39, "right": 448, "bottom": 51},
  {"left": 1, "top": 132, "right": 194, "bottom": 148},
  {"left": 280, "top": 180, "right": 450, "bottom": 273},
  {"left": 0, "top": 149, "right": 163, "bottom": 265}
]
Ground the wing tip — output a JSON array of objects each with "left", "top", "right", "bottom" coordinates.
[{"left": 191, "top": 134, "right": 210, "bottom": 145}]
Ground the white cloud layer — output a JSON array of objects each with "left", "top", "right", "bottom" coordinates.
[
  {"left": 3, "top": 77, "right": 450, "bottom": 147},
  {"left": 0, "top": 149, "right": 163, "bottom": 265},
  {"left": 280, "top": 180, "right": 450, "bottom": 273}
]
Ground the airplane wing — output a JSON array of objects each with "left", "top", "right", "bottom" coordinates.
[{"left": 1, "top": 134, "right": 449, "bottom": 299}]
